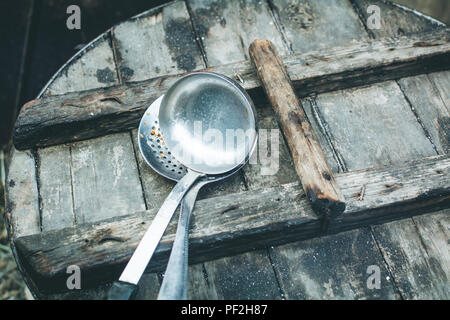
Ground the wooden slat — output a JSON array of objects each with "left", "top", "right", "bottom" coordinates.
[
  {"left": 371, "top": 210, "right": 450, "bottom": 299},
  {"left": 38, "top": 145, "right": 74, "bottom": 231},
  {"left": 270, "top": 0, "right": 368, "bottom": 52},
  {"left": 315, "top": 81, "right": 437, "bottom": 170},
  {"left": 13, "top": 154, "right": 450, "bottom": 292},
  {"left": 351, "top": 0, "right": 441, "bottom": 38},
  {"left": 43, "top": 34, "right": 119, "bottom": 95},
  {"left": 4, "top": 148, "right": 40, "bottom": 238},
  {"left": 12, "top": 28, "right": 450, "bottom": 150},
  {"left": 37, "top": 33, "right": 124, "bottom": 233},
  {"left": 397, "top": 74, "right": 449, "bottom": 153},
  {"left": 70, "top": 133, "right": 146, "bottom": 224},
  {"left": 187, "top": 0, "right": 288, "bottom": 66},
  {"left": 428, "top": 70, "right": 450, "bottom": 107},
  {"left": 269, "top": 227, "right": 397, "bottom": 299},
  {"left": 349, "top": 0, "right": 450, "bottom": 300},
  {"left": 241, "top": 99, "right": 299, "bottom": 189},
  {"left": 4, "top": 148, "right": 42, "bottom": 297},
  {"left": 198, "top": 250, "right": 282, "bottom": 300},
  {"left": 112, "top": 1, "right": 204, "bottom": 81}
]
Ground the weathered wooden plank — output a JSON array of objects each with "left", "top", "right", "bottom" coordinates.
[
  {"left": 300, "top": 97, "right": 342, "bottom": 174},
  {"left": 268, "top": 79, "right": 447, "bottom": 298},
  {"left": 13, "top": 28, "right": 450, "bottom": 150},
  {"left": 37, "top": 145, "right": 74, "bottom": 231},
  {"left": 186, "top": 264, "right": 218, "bottom": 300},
  {"left": 397, "top": 74, "right": 449, "bottom": 153},
  {"left": 33, "top": 25, "right": 152, "bottom": 299},
  {"left": 70, "top": 133, "right": 146, "bottom": 224},
  {"left": 270, "top": 227, "right": 397, "bottom": 299},
  {"left": 315, "top": 81, "right": 437, "bottom": 170},
  {"left": 241, "top": 98, "right": 298, "bottom": 189},
  {"left": 42, "top": 34, "right": 119, "bottom": 96},
  {"left": 249, "top": 39, "right": 345, "bottom": 216},
  {"left": 270, "top": 0, "right": 368, "bottom": 52},
  {"left": 187, "top": 0, "right": 287, "bottom": 66},
  {"left": 13, "top": 154, "right": 450, "bottom": 292},
  {"left": 112, "top": 1, "right": 203, "bottom": 82},
  {"left": 4, "top": 148, "right": 40, "bottom": 238},
  {"left": 371, "top": 210, "right": 449, "bottom": 299},
  {"left": 36, "top": 31, "right": 123, "bottom": 232},
  {"left": 351, "top": 0, "right": 441, "bottom": 39},
  {"left": 4, "top": 148, "right": 42, "bottom": 297},
  {"left": 200, "top": 250, "right": 282, "bottom": 300},
  {"left": 428, "top": 70, "right": 450, "bottom": 108},
  {"left": 350, "top": 1, "right": 450, "bottom": 299}
]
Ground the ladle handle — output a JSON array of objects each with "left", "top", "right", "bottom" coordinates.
[
  {"left": 109, "top": 170, "right": 203, "bottom": 299},
  {"left": 157, "top": 182, "right": 204, "bottom": 300}
]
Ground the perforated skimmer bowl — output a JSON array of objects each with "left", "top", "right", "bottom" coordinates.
[{"left": 138, "top": 96, "right": 188, "bottom": 181}]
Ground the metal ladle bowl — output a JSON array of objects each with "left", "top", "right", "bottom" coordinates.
[{"left": 159, "top": 72, "right": 257, "bottom": 175}]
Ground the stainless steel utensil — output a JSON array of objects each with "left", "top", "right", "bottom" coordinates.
[{"left": 108, "top": 72, "right": 257, "bottom": 300}]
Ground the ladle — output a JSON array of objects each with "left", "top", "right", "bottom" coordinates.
[{"left": 108, "top": 72, "right": 257, "bottom": 299}]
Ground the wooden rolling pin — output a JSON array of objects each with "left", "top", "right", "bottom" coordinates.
[{"left": 249, "top": 39, "right": 346, "bottom": 218}]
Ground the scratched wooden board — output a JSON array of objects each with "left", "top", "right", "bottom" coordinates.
[
  {"left": 37, "top": 145, "right": 74, "bottom": 232},
  {"left": 187, "top": 0, "right": 288, "bottom": 66},
  {"left": 349, "top": 0, "right": 450, "bottom": 299},
  {"left": 397, "top": 74, "right": 449, "bottom": 153},
  {"left": 270, "top": 228, "right": 398, "bottom": 299},
  {"left": 42, "top": 34, "right": 119, "bottom": 96},
  {"left": 315, "top": 81, "right": 437, "bottom": 170},
  {"left": 112, "top": 1, "right": 204, "bottom": 82},
  {"left": 5, "top": 149, "right": 40, "bottom": 238},
  {"left": 271, "top": 79, "right": 444, "bottom": 298},
  {"left": 371, "top": 210, "right": 449, "bottom": 299},
  {"left": 269, "top": 0, "right": 368, "bottom": 53},
  {"left": 240, "top": 95, "right": 299, "bottom": 190},
  {"left": 428, "top": 71, "right": 450, "bottom": 106},
  {"left": 4, "top": 148, "right": 42, "bottom": 296},
  {"left": 35, "top": 30, "right": 158, "bottom": 298},
  {"left": 268, "top": 79, "right": 441, "bottom": 298}
]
